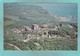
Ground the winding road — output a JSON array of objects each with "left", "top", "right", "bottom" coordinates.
[{"left": 6, "top": 43, "right": 21, "bottom": 50}]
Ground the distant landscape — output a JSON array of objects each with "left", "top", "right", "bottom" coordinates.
[{"left": 4, "top": 3, "right": 77, "bottom": 50}]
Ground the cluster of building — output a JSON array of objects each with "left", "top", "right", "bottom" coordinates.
[
  {"left": 9, "top": 24, "right": 58, "bottom": 41},
  {"left": 7, "top": 23, "right": 77, "bottom": 42}
]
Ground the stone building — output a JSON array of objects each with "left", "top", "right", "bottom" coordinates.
[{"left": 31, "top": 24, "right": 40, "bottom": 30}]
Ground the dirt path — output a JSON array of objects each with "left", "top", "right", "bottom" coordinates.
[{"left": 6, "top": 43, "right": 21, "bottom": 50}]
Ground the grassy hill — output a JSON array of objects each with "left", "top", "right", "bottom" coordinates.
[
  {"left": 4, "top": 3, "right": 57, "bottom": 28},
  {"left": 4, "top": 3, "right": 77, "bottom": 50}
]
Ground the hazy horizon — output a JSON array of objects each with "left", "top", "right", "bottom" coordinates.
[{"left": 5, "top": 3, "right": 77, "bottom": 17}]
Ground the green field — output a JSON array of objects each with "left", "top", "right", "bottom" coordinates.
[{"left": 4, "top": 37, "right": 77, "bottom": 50}]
